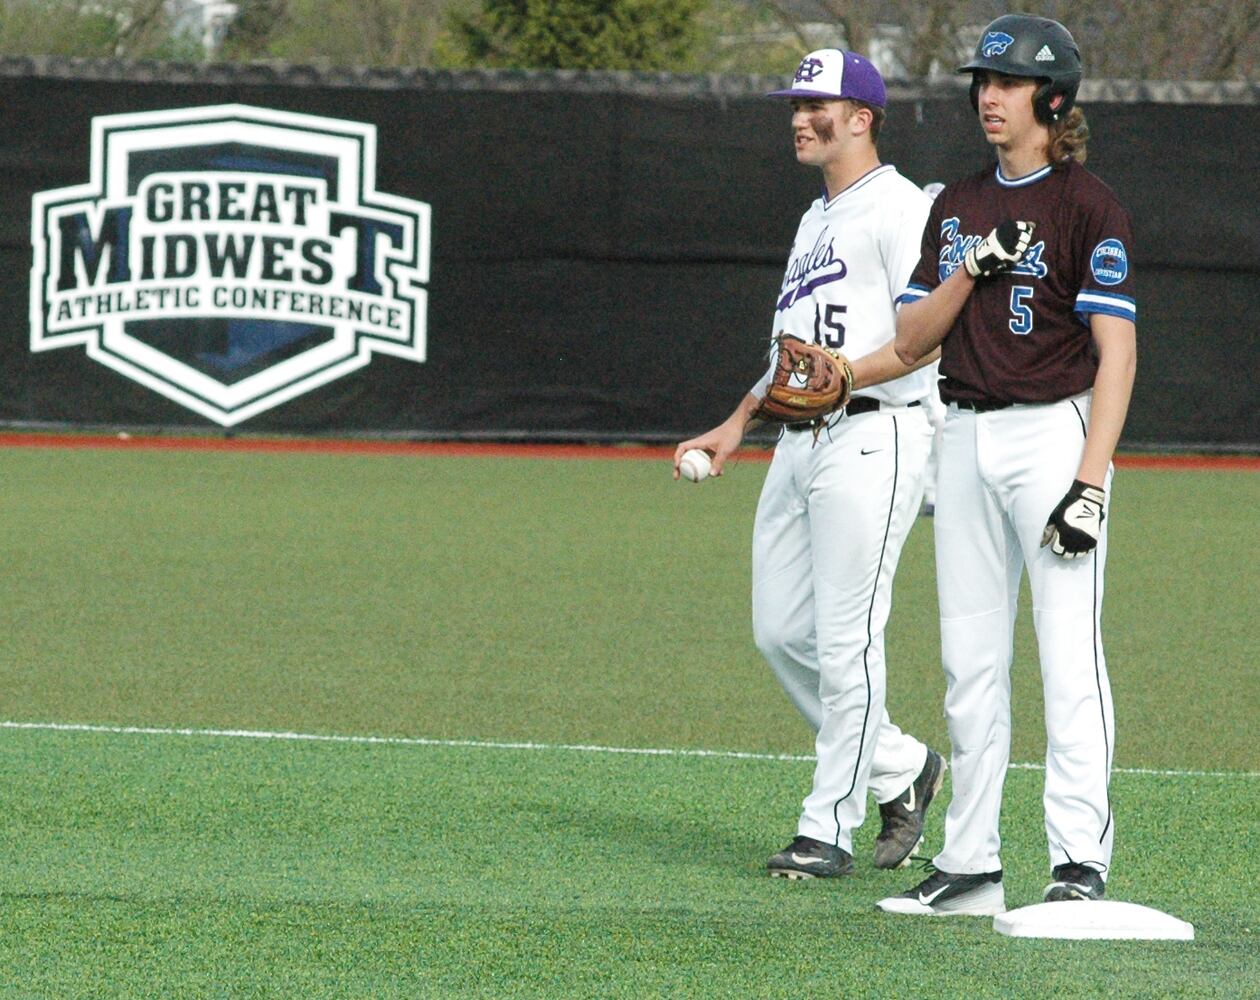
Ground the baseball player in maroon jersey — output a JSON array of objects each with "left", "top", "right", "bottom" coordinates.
[{"left": 877, "top": 14, "right": 1137, "bottom": 916}]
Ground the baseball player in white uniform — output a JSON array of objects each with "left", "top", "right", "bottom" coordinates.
[
  {"left": 878, "top": 14, "right": 1137, "bottom": 916},
  {"left": 674, "top": 50, "right": 946, "bottom": 878}
]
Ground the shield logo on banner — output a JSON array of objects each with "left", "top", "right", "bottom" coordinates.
[{"left": 30, "top": 104, "right": 431, "bottom": 426}]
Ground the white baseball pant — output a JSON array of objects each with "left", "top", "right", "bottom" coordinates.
[
  {"left": 752, "top": 404, "right": 934, "bottom": 851},
  {"left": 931, "top": 392, "right": 1115, "bottom": 878}
]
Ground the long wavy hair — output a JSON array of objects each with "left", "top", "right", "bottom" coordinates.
[{"left": 1049, "top": 106, "right": 1089, "bottom": 165}]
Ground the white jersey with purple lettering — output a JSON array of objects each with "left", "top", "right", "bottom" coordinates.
[
  {"left": 755, "top": 164, "right": 934, "bottom": 405},
  {"left": 750, "top": 163, "right": 938, "bottom": 855}
]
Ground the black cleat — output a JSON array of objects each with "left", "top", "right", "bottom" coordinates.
[
  {"left": 874, "top": 748, "right": 947, "bottom": 869},
  {"left": 1044, "top": 863, "right": 1106, "bottom": 901},
  {"left": 767, "top": 835, "right": 854, "bottom": 880},
  {"left": 877, "top": 865, "right": 1005, "bottom": 915}
]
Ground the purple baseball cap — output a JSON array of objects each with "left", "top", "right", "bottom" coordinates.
[{"left": 767, "top": 49, "right": 887, "bottom": 108}]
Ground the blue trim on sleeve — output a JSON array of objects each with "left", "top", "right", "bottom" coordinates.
[
  {"left": 1075, "top": 290, "right": 1136, "bottom": 323},
  {"left": 1075, "top": 302, "right": 1137, "bottom": 324},
  {"left": 896, "top": 285, "right": 930, "bottom": 307},
  {"left": 1078, "top": 291, "right": 1136, "bottom": 308}
]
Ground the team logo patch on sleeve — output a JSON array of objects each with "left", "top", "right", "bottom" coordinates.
[{"left": 1090, "top": 239, "right": 1129, "bottom": 286}]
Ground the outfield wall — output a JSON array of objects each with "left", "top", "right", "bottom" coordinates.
[{"left": 2, "top": 60, "right": 1256, "bottom": 449}]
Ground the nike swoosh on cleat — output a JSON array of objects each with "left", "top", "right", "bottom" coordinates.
[
  {"left": 790, "top": 853, "right": 825, "bottom": 866},
  {"left": 918, "top": 884, "right": 950, "bottom": 905},
  {"left": 903, "top": 784, "right": 916, "bottom": 812}
]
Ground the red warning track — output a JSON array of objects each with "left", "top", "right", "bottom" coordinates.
[{"left": 0, "top": 433, "right": 1256, "bottom": 470}]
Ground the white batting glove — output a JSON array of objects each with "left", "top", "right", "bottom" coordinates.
[
  {"left": 1040, "top": 480, "right": 1106, "bottom": 559},
  {"left": 964, "top": 220, "right": 1036, "bottom": 279}
]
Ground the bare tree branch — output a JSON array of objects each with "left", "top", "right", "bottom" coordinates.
[
  {"left": 1205, "top": 0, "right": 1260, "bottom": 78},
  {"left": 113, "top": 0, "right": 169, "bottom": 57},
  {"left": 758, "top": 0, "right": 817, "bottom": 51}
]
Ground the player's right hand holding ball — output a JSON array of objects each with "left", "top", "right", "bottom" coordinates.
[
  {"left": 673, "top": 422, "right": 744, "bottom": 481},
  {"left": 677, "top": 448, "right": 713, "bottom": 483}
]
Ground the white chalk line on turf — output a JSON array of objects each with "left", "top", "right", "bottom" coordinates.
[{"left": 2, "top": 720, "right": 1256, "bottom": 779}]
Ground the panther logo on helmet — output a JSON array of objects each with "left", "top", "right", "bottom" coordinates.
[{"left": 981, "top": 32, "right": 1015, "bottom": 58}]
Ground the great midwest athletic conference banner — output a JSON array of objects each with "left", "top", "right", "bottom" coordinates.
[{"left": 30, "top": 105, "right": 431, "bottom": 426}]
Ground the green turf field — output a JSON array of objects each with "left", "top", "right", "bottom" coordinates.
[{"left": 1, "top": 445, "right": 1257, "bottom": 998}]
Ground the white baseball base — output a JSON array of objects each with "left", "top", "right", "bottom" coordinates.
[{"left": 994, "top": 901, "right": 1194, "bottom": 940}]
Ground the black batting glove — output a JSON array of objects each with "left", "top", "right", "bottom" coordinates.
[
  {"left": 1040, "top": 479, "right": 1106, "bottom": 559},
  {"left": 964, "top": 220, "right": 1037, "bottom": 279}
]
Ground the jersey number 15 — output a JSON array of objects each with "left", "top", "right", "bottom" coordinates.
[{"left": 813, "top": 304, "right": 846, "bottom": 347}]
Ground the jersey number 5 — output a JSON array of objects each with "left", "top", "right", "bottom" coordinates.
[
  {"left": 1009, "top": 286, "right": 1034, "bottom": 336},
  {"left": 813, "top": 304, "right": 847, "bottom": 347}
]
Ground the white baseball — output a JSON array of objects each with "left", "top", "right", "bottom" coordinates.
[{"left": 678, "top": 448, "right": 713, "bottom": 483}]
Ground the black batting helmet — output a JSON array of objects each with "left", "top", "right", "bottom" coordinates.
[{"left": 959, "top": 14, "right": 1082, "bottom": 124}]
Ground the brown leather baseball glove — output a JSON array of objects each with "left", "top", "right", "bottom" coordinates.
[{"left": 752, "top": 335, "right": 854, "bottom": 425}]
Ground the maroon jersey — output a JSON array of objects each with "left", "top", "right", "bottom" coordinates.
[{"left": 898, "top": 160, "right": 1136, "bottom": 405}]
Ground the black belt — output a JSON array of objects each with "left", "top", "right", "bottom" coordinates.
[
  {"left": 785, "top": 397, "right": 919, "bottom": 432},
  {"left": 950, "top": 398, "right": 1013, "bottom": 413}
]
